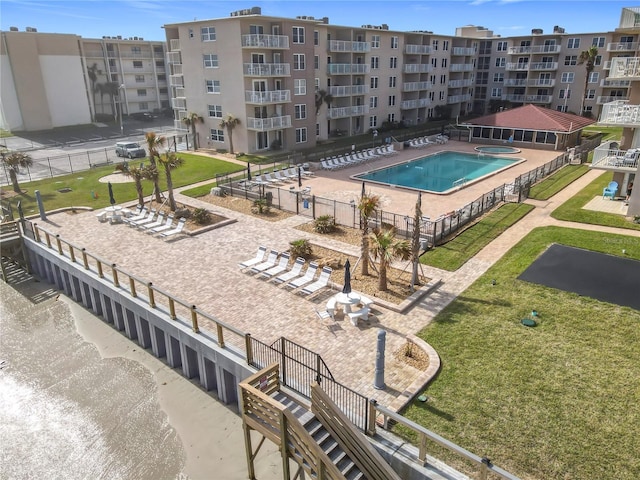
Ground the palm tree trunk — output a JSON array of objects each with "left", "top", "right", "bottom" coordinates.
[
  {"left": 228, "top": 129, "right": 235, "bottom": 154},
  {"left": 165, "top": 166, "right": 176, "bottom": 211},
  {"left": 378, "top": 259, "right": 388, "bottom": 291},
  {"left": 9, "top": 170, "right": 20, "bottom": 193},
  {"left": 135, "top": 181, "right": 144, "bottom": 207},
  {"left": 361, "top": 225, "right": 369, "bottom": 275},
  {"left": 191, "top": 124, "right": 197, "bottom": 150}
]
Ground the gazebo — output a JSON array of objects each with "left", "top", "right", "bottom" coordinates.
[{"left": 460, "top": 105, "right": 596, "bottom": 151}]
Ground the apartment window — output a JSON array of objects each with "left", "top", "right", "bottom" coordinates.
[
  {"left": 478, "top": 57, "right": 490, "bottom": 70},
  {"left": 561, "top": 72, "right": 575, "bottom": 83},
  {"left": 203, "top": 54, "right": 218, "bottom": 68},
  {"left": 208, "top": 105, "right": 222, "bottom": 117},
  {"left": 155, "top": 60, "right": 164, "bottom": 68},
  {"left": 588, "top": 72, "right": 599, "bottom": 83},
  {"left": 479, "top": 41, "right": 492, "bottom": 55},
  {"left": 490, "top": 87, "right": 502, "bottom": 98},
  {"left": 429, "top": 91, "right": 435, "bottom": 101},
  {"left": 314, "top": 55, "right": 319, "bottom": 69},
  {"left": 567, "top": 38, "right": 580, "bottom": 49},
  {"left": 293, "top": 54, "right": 305, "bottom": 70},
  {"left": 387, "top": 113, "right": 395, "bottom": 123},
  {"left": 443, "top": 40, "right": 449, "bottom": 51},
  {"left": 592, "top": 37, "right": 605, "bottom": 48},
  {"left": 314, "top": 30, "right": 319, "bottom": 46},
  {"left": 440, "top": 74, "right": 447, "bottom": 84},
  {"left": 441, "top": 58, "right": 447, "bottom": 68},
  {"left": 133, "top": 61, "right": 143, "bottom": 69},
  {"left": 391, "top": 36, "right": 398, "bottom": 49},
  {"left": 315, "top": 78, "right": 320, "bottom": 91},
  {"left": 371, "top": 56, "right": 379, "bottom": 69},
  {"left": 296, "top": 127, "right": 307, "bottom": 143},
  {"left": 131, "top": 46, "right": 141, "bottom": 55},
  {"left": 431, "top": 58, "right": 437, "bottom": 68},
  {"left": 369, "top": 116, "right": 377, "bottom": 127},
  {"left": 210, "top": 129, "right": 224, "bottom": 142},
  {"left": 559, "top": 88, "right": 571, "bottom": 99},
  {"left": 159, "top": 87, "right": 168, "bottom": 94},
  {"left": 476, "top": 72, "right": 489, "bottom": 85},
  {"left": 583, "top": 105, "right": 593, "bottom": 114},
  {"left": 369, "top": 96, "right": 378, "bottom": 109},
  {"left": 493, "top": 72, "right": 504, "bottom": 82},
  {"left": 564, "top": 55, "right": 577, "bottom": 66},
  {"left": 439, "top": 91, "right": 445, "bottom": 101},
  {"left": 139, "top": 102, "right": 148, "bottom": 110},
  {"left": 497, "top": 41, "right": 508, "bottom": 51},
  {"left": 389, "top": 76, "right": 396, "bottom": 88},
  {"left": 135, "top": 75, "right": 145, "bottom": 83},
  {"left": 389, "top": 57, "right": 398, "bottom": 68},
  {"left": 316, "top": 123, "right": 320, "bottom": 136},
  {"left": 294, "top": 104, "right": 307, "bottom": 120},
  {"left": 201, "top": 26, "right": 216, "bottom": 41},
  {"left": 388, "top": 95, "right": 396, "bottom": 106},
  {"left": 370, "top": 76, "right": 378, "bottom": 89},
  {"left": 206, "top": 80, "right": 221, "bottom": 93},
  {"left": 586, "top": 89, "right": 596, "bottom": 99},
  {"left": 594, "top": 55, "right": 602, "bottom": 66},
  {"left": 137, "top": 89, "right": 147, "bottom": 96},
  {"left": 495, "top": 57, "right": 506, "bottom": 67},
  {"left": 153, "top": 45, "right": 164, "bottom": 55},
  {"left": 371, "top": 35, "right": 380, "bottom": 48},
  {"left": 432, "top": 40, "right": 438, "bottom": 51},
  {"left": 294, "top": 79, "right": 306, "bottom": 95},
  {"left": 293, "top": 26, "right": 305, "bottom": 44},
  {"left": 430, "top": 74, "right": 436, "bottom": 84}
]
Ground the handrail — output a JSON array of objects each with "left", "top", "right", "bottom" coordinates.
[{"left": 368, "top": 401, "right": 520, "bottom": 480}]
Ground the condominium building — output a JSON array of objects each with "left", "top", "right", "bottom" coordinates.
[{"left": 164, "top": 6, "right": 640, "bottom": 155}]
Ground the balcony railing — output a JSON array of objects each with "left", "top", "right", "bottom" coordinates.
[
  {"left": 507, "top": 45, "right": 561, "bottom": 54},
  {"left": 170, "top": 64, "right": 183, "bottom": 75},
  {"left": 401, "top": 98, "right": 431, "bottom": 109},
  {"left": 504, "top": 78, "right": 555, "bottom": 87},
  {"left": 502, "top": 94, "right": 552, "bottom": 103},
  {"left": 169, "top": 39, "right": 180, "bottom": 51},
  {"left": 171, "top": 97, "right": 186, "bottom": 110},
  {"left": 244, "top": 90, "right": 291, "bottom": 103},
  {"left": 174, "top": 119, "right": 187, "bottom": 131},
  {"left": 450, "top": 63, "right": 474, "bottom": 72},
  {"left": 327, "top": 64, "right": 370, "bottom": 75},
  {"left": 167, "top": 52, "right": 181, "bottom": 65},
  {"left": 403, "top": 64, "right": 433, "bottom": 73},
  {"left": 452, "top": 47, "right": 475, "bottom": 56},
  {"left": 241, "top": 34, "right": 289, "bottom": 49},
  {"left": 246, "top": 115, "right": 292, "bottom": 131},
  {"left": 448, "top": 79, "right": 473, "bottom": 88},
  {"left": 403, "top": 81, "right": 433, "bottom": 92},
  {"left": 405, "top": 44, "right": 431, "bottom": 54},
  {"left": 447, "top": 94, "right": 472, "bottom": 104},
  {"left": 600, "top": 78, "right": 631, "bottom": 87},
  {"left": 606, "top": 42, "right": 638, "bottom": 52},
  {"left": 598, "top": 100, "right": 640, "bottom": 126},
  {"left": 173, "top": 87, "right": 185, "bottom": 98},
  {"left": 328, "top": 40, "right": 370, "bottom": 52},
  {"left": 592, "top": 141, "right": 639, "bottom": 170},
  {"left": 597, "top": 95, "right": 629, "bottom": 104},
  {"left": 243, "top": 63, "right": 291, "bottom": 76},
  {"left": 505, "top": 62, "right": 557, "bottom": 71},
  {"left": 327, "top": 105, "right": 369, "bottom": 119},
  {"left": 169, "top": 75, "right": 184, "bottom": 87},
  {"left": 328, "top": 85, "right": 369, "bottom": 97},
  {"left": 609, "top": 57, "right": 640, "bottom": 79}
]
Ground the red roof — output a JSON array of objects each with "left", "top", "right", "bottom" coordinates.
[{"left": 464, "top": 104, "right": 595, "bottom": 132}]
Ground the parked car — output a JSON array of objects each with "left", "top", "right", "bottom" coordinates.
[
  {"left": 115, "top": 142, "right": 146, "bottom": 159},
  {"left": 130, "top": 112, "right": 156, "bottom": 122}
]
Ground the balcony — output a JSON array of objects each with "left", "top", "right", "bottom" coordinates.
[
  {"left": 405, "top": 44, "right": 431, "bottom": 54},
  {"left": 170, "top": 39, "right": 180, "bottom": 51},
  {"left": 447, "top": 94, "right": 472, "bottom": 104},
  {"left": 245, "top": 90, "right": 291, "bottom": 104},
  {"left": 452, "top": 47, "right": 475, "bottom": 56},
  {"left": 401, "top": 98, "right": 431, "bottom": 110},
  {"left": 84, "top": 50, "right": 106, "bottom": 57},
  {"left": 169, "top": 75, "right": 184, "bottom": 87},
  {"left": 328, "top": 85, "right": 369, "bottom": 97},
  {"left": 597, "top": 95, "right": 628, "bottom": 105},
  {"left": 246, "top": 115, "right": 292, "bottom": 131},
  {"left": 507, "top": 45, "right": 561, "bottom": 54},
  {"left": 504, "top": 78, "right": 555, "bottom": 87},
  {"left": 403, "top": 81, "right": 433, "bottom": 92},
  {"left": 241, "top": 34, "right": 289, "bottom": 49},
  {"left": 327, "top": 105, "right": 369, "bottom": 119},
  {"left": 591, "top": 141, "right": 639, "bottom": 171},
  {"left": 170, "top": 64, "right": 183, "bottom": 75},
  {"left": 606, "top": 42, "right": 638, "bottom": 52},
  {"left": 598, "top": 100, "right": 640, "bottom": 126},
  {"left": 327, "top": 64, "right": 369, "bottom": 75},
  {"left": 502, "top": 94, "right": 552, "bottom": 104},
  {"left": 173, "top": 87, "right": 185, "bottom": 98},
  {"left": 448, "top": 79, "right": 473, "bottom": 88},
  {"left": 450, "top": 63, "right": 474, "bottom": 72},
  {"left": 171, "top": 97, "right": 186, "bottom": 110},
  {"left": 328, "top": 40, "right": 370, "bottom": 52},
  {"left": 403, "top": 64, "right": 433, "bottom": 73},
  {"left": 174, "top": 119, "right": 187, "bottom": 131},
  {"left": 243, "top": 63, "right": 291, "bottom": 76},
  {"left": 600, "top": 78, "right": 631, "bottom": 87},
  {"left": 609, "top": 57, "right": 640, "bottom": 79},
  {"left": 167, "top": 52, "right": 181, "bottom": 65}
]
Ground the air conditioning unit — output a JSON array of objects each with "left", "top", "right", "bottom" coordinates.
[
  {"left": 9, "top": 26, "right": 19, "bottom": 31},
  {"left": 26, "top": 27, "right": 38, "bottom": 32}
]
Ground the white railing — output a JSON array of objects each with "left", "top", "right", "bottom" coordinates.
[
  {"left": 328, "top": 40, "right": 370, "bottom": 52},
  {"left": 404, "top": 64, "right": 433, "bottom": 73},
  {"left": 450, "top": 63, "right": 474, "bottom": 72},
  {"left": 506, "top": 63, "right": 529, "bottom": 71},
  {"left": 169, "top": 39, "right": 180, "bottom": 51},
  {"left": 245, "top": 90, "right": 291, "bottom": 103},
  {"left": 606, "top": 42, "right": 638, "bottom": 52},
  {"left": 405, "top": 44, "right": 431, "bottom": 54},
  {"left": 592, "top": 141, "right": 640, "bottom": 170},
  {"left": 452, "top": 47, "right": 475, "bottom": 56},
  {"left": 530, "top": 61, "right": 558, "bottom": 70},
  {"left": 243, "top": 63, "right": 291, "bottom": 76},
  {"left": 507, "top": 44, "right": 561, "bottom": 54},
  {"left": 327, "top": 64, "right": 370, "bottom": 75},
  {"left": 504, "top": 78, "right": 555, "bottom": 87},
  {"left": 84, "top": 50, "right": 106, "bottom": 57},
  {"left": 327, "top": 105, "right": 369, "bottom": 118},
  {"left": 241, "top": 34, "right": 289, "bottom": 49},
  {"left": 448, "top": 79, "right": 473, "bottom": 88},
  {"left": 171, "top": 64, "right": 183, "bottom": 75},
  {"left": 502, "top": 94, "right": 552, "bottom": 103},
  {"left": 173, "top": 87, "right": 185, "bottom": 98},
  {"left": 171, "top": 98, "right": 186, "bottom": 109},
  {"left": 246, "top": 115, "right": 292, "bottom": 131},
  {"left": 600, "top": 78, "right": 631, "bottom": 87},
  {"left": 447, "top": 94, "right": 472, "bottom": 104},
  {"left": 619, "top": 6, "right": 640, "bottom": 29},
  {"left": 174, "top": 119, "right": 187, "bottom": 131},
  {"left": 167, "top": 52, "right": 181, "bottom": 64},
  {"left": 598, "top": 100, "right": 640, "bottom": 126},
  {"left": 609, "top": 57, "right": 640, "bottom": 79},
  {"left": 169, "top": 75, "right": 184, "bottom": 87},
  {"left": 597, "top": 95, "right": 628, "bottom": 104},
  {"left": 328, "top": 85, "right": 369, "bottom": 96},
  {"left": 403, "top": 81, "right": 433, "bottom": 91},
  {"left": 401, "top": 98, "right": 431, "bottom": 109}
]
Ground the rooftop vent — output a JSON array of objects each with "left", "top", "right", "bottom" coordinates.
[
  {"left": 10, "top": 26, "right": 19, "bottom": 31},
  {"left": 553, "top": 25, "right": 565, "bottom": 33},
  {"left": 25, "top": 27, "right": 38, "bottom": 32},
  {"left": 532, "top": 28, "right": 543, "bottom": 35}
]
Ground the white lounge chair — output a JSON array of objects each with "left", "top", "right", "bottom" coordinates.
[
  {"left": 138, "top": 211, "right": 165, "bottom": 230},
  {"left": 273, "top": 257, "right": 305, "bottom": 284},
  {"left": 148, "top": 214, "right": 175, "bottom": 234},
  {"left": 259, "top": 252, "right": 291, "bottom": 278},
  {"left": 122, "top": 207, "right": 148, "bottom": 225},
  {"left": 250, "top": 249, "right": 279, "bottom": 273},
  {"left": 300, "top": 266, "right": 333, "bottom": 296},
  {"left": 286, "top": 262, "right": 318, "bottom": 289},
  {"left": 158, "top": 218, "right": 186, "bottom": 239},
  {"left": 239, "top": 246, "right": 267, "bottom": 269},
  {"left": 127, "top": 208, "right": 156, "bottom": 227},
  {"left": 132, "top": 210, "right": 159, "bottom": 228},
  {"left": 315, "top": 308, "right": 333, "bottom": 321}
]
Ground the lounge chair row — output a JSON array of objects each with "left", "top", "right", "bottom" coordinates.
[
  {"left": 407, "top": 134, "right": 448, "bottom": 149},
  {"left": 320, "top": 146, "right": 395, "bottom": 171},
  {"left": 122, "top": 206, "right": 187, "bottom": 239},
  {"left": 251, "top": 166, "right": 313, "bottom": 187},
  {"left": 239, "top": 246, "right": 333, "bottom": 297}
]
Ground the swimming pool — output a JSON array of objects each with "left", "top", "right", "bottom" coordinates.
[
  {"left": 354, "top": 151, "right": 523, "bottom": 194},
  {"left": 475, "top": 146, "right": 521, "bottom": 154}
]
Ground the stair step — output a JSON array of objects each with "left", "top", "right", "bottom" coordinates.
[{"left": 271, "top": 391, "right": 314, "bottom": 424}]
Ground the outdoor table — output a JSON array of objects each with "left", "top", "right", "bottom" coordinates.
[
  {"left": 105, "top": 205, "right": 123, "bottom": 224},
  {"left": 334, "top": 292, "right": 361, "bottom": 314}
]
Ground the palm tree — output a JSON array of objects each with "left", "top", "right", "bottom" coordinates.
[
  {"left": 144, "top": 132, "right": 166, "bottom": 204},
  {"left": 357, "top": 191, "right": 381, "bottom": 276},
  {"left": 369, "top": 226, "right": 411, "bottom": 292},
  {"left": 182, "top": 112, "right": 204, "bottom": 150},
  {"left": 102, "top": 81, "right": 122, "bottom": 120},
  {"left": 410, "top": 192, "right": 422, "bottom": 291},
  {"left": 156, "top": 152, "right": 185, "bottom": 212},
  {"left": 1, "top": 150, "right": 33, "bottom": 193},
  {"left": 116, "top": 163, "right": 146, "bottom": 207},
  {"left": 315, "top": 89, "right": 334, "bottom": 115},
  {"left": 578, "top": 45, "right": 599, "bottom": 115},
  {"left": 219, "top": 114, "right": 241, "bottom": 154},
  {"left": 87, "top": 63, "right": 99, "bottom": 121}
]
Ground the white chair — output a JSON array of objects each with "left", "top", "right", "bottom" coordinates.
[
  {"left": 315, "top": 308, "right": 333, "bottom": 321},
  {"left": 239, "top": 246, "right": 267, "bottom": 269},
  {"left": 300, "top": 266, "right": 333, "bottom": 296},
  {"left": 325, "top": 296, "right": 337, "bottom": 319},
  {"left": 138, "top": 211, "right": 165, "bottom": 230},
  {"left": 286, "top": 262, "right": 318, "bottom": 289},
  {"left": 359, "top": 295, "right": 374, "bottom": 308},
  {"left": 123, "top": 207, "right": 149, "bottom": 225},
  {"left": 259, "top": 252, "right": 291, "bottom": 279},
  {"left": 348, "top": 307, "right": 370, "bottom": 326},
  {"left": 273, "top": 257, "right": 305, "bottom": 284},
  {"left": 148, "top": 214, "right": 175, "bottom": 234},
  {"left": 129, "top": 209, "right": 157, "bottom": 228},
  {"left": 249, "top": 249, "right": 279, "bottom": 273},
  {"left": 158, "top": 218, "right": 186, "bottom": 240}
]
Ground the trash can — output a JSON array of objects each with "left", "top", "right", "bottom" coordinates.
[{"left": 303, "top": 198, "right": 309, "bottom": 209}]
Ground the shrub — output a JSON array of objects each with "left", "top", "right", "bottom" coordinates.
[
  {"left": 191, "top": 207, "right": 211, "bottom": 225},
  {"left": 314, "top": 215, "right": 336, "bottom": 233},
  {"left": 289, "top": 239, "right": 312, "bottom": 259},
  {"left": 252, "top": 198, "right": 270, "bottom": 214}
]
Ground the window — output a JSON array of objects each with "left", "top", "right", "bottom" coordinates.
[
  {"left": 137, "top": 89, "right": 147, "bottom": 96},
  {"left": 206, "top": 80, "right": 220, "bottom": 93},
  {"left": 443, "top": 40, "right": 449, "bottom": 51},
  {"left": 135, "top": 75, "right": 145, "bottom": 83},
  {"left": 210, "top": 129, "right": 224, "bottom": 142},
  {"left": 201, "top": 26, "right": 216, "bottom": 41},
  {"left": 369, "top": 96, "right": 378, "bottom": 108},
  {"left": 391, "top": 36, "right": 398, "bottom": 49},
  {"left": 495, "top": 57, "right": 506, "bottom": 67},
  {"left": 588, "top": 72, "right": 599, "bottom": 83},
  {"left": 567, "top": 38, "right": 580, "bottom": 49},
  {"left": 594, "top": 55, "right": 602, "bottom": 66},
  {"left": 561, "top": 72, "right": 575, "bottom": 83},
  {"left": 294, "top": 104, "right": 306, "bottom": 120},
  {"left": 316, "top": 123, "right": 320, "bottom": 136},
  {"left": 476, "top": 72, "right": 488, "bottom": 85},
  {"left": 314, "top": 30, "right": 319, "bottom": 46},
  {"left": 493, "top": 72, "right": 504, "bottom": 82},
  {"left": 296, "top": 127, "right": 307, "bottom": 143},
  {"left": 294, "top": 79, "right": 306, "bottom": 95},
  {"left": 441, "top": 58, "right": 447, "bottom": 68},
  {"left": 293, "top": 54, "right": 305, "bottom": 70},
  {"left": 139, "top": 102, "right": 148, "bottom": 110},
  {"left": 564, "top": 55, "right": 577, "bottom": 66},
  {"left": 388, "top": 95, "right": 396, "bottom": 106},
  {"left": 155, "top": 60, "right": 164, "bottom": 68},
  {"left": 131, "top": 46, "right": 141, "bottom": 55},
  {"left": 432, "top": 40, "right": 438, "bottom": 51},
  {"left": 479, "top": 41, "right": 492, "bottom": 55},
  {"left": 293, "top": 26, "right": 305, "bottom": 44},
  {"left": 439, "top": 91, "right": 445, "bottom": 101},
  {"left": 371, "top": 35, "right": 380, "bottom": 48},
  {"left": 583, "top": 105, "right": 593, "bottom": 114},
  {"left": 431, "top": 57, "right": 437, "bottom": 68},
  {"left": 559, "top": 88, "right": 571, "bottom": 99},
  {"left": 497, "top": 41, "right": 508, "bottom": 51},
  {"left": 490, "top": 88, "right": 502, "bottom": 98},
  {"left": 208, "top": 105, "right": 222, "bottom": 117},
  {"left": 133, "top": 61, "right": 143, "bottom": 69},
  {"left": 371, "top": 56, "right": 379, "bottom": 69},
  {"left": 389, "top": 57, "right": 398, "bottom": 68},
  {"left": 369, "top": 116, "right": 377, "bottom": 127},
  {"left": 478, "top": 57, "right": 490, "bottom": 70},
  {"left": 159, "top": 87, "right": 168, "bottom": 94},
  {"left": 315, "top": 77, "right": 320, "bottom": 91},
  {"left": 389, "top": 76, "right": 396, "bottom": 88},
  {"left": 153, "top": 45, "right": 164, "bottom": 54},
  {"left": 314, "top": 55, "right": 319, "bottom": 69},
  {"left": 370, "top": 76, "right": 378, "bottom": 89},
  {"left": 440, "top": 74, "right": 447, "bottom": 84},
  {"left": 586, "top": 89, "right": 596, "bottom": 99},
  {"left": 387, "top": 113, "right": 395, "bottom": 123},
  {"left": 592, "top": 37, "right": 605, "bottom": 47},
  {"left": 203, "top": 54, "right": 218, "bottom": 68}
]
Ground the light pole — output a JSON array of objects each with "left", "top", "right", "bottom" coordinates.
[
  {"left": 372, "top": 129, "right": 378, "bottom": 149},
  {"left": 118, "top": 84, "right": 125, "bottom": 136}
]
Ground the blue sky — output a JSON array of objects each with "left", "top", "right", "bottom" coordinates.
[{"left": 0, "top": 0, "right": 632, "bottom": 40}]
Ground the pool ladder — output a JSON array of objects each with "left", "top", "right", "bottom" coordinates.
[{"left": 452, "top": 177, "right": 468, "bottom": 188}]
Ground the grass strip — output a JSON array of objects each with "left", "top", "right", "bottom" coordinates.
[{"left": 528, "top": 164, "right": 590, "bottom": 200}]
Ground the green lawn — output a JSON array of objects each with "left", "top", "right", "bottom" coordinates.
[
  {"left": 528, "top": 164, "right": 590, "bottom": 200},
  {"left": 400, "top": 226, "right": 640, "bottom": 480},
  {"left": 582, "top": 125, "right": 622, "bottom": 141},
  {"left": 1, "top": 153, "right": 242, "bottom": 215},
  {"left": 420, "top": 203, "right": 535, "bottom": 271}
]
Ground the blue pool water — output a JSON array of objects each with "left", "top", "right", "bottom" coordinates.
[
  {"left": 475, "top": 146, "right": 521, "bottom": 154},
  {"left": 355, "top": 151, "right": 520, "bottom": 193}
]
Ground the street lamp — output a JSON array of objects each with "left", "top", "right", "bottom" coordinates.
[
  {"left": 118, "top": 84, "right": 125, "bottom": 136},
  {"left": 372, "top": 129, "right": 378, "bottom": 149}
]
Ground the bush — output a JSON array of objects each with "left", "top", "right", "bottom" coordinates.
[
  {"left": 252, "top": 198, "right": 270, "bottom": 214},
  {"left": 314, "top": 215, "right": 336, "bottom": 233},
  {"left": 191, "top": 207, "right": 211, "bottom": 225},
  {"left": 289, "top": 239, "right": 312, "bottom": 259}
]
